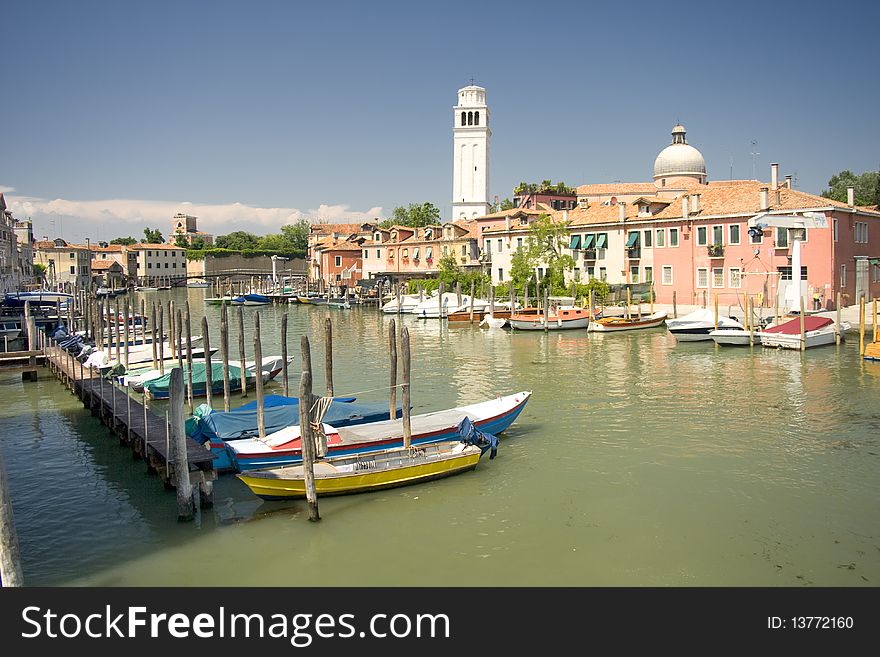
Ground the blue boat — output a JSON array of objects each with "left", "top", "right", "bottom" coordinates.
[
  {"left": 225, "top": 390, "right": 531, "bottom": 472},
  {"left": 190, "top": 395, "right": 399, "bottom": 471},
  {"left": 231, "top": 293, "right": 271, "bottom": 306}
]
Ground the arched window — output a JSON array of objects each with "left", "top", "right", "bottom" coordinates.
[
  {"left": 474, "top": 111, "right": 479, "bottom": 126},
  {"left": 461, "top": 112, "right": 466, "bottom": 126},
  {"left": 467, "top": 112, "right": 473, "bottom": 126}
]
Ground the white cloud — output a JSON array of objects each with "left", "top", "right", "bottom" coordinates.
[
  {"left": 0, "top": 185, "right": 16, "bottom": 194},
  {"left": 2, "top": 189, "right": 385, "bottom": 241}
]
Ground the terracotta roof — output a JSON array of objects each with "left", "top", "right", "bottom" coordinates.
[
  {"left": 34, "top": 239, "right": 87, "bottom": 250},
  {"left": 90, "top": 259, "right": 122, "bottom": 271},
  {"left": 322, "top": 241, "right": 364, "bottom": 252},
  {"left": 309, "top": 222, "right": 373, "bottom": 236},
  {"left": 576, "top": 182, "right": 658, "bottom": 195},
  {"left": 475, "top": 208, "right": 546, "bottom": 220},
  {"left": 452, "top": 219, "right": 480, "bottom": 239},
  {"left": 91, "top": 244, "right": 124, "bottom": 252},
  {"left": 129, "top": 243, "right": 185, "bottom": 250},
  {"left": 632, "top": 196, "right": 673, "bottom": 205}
]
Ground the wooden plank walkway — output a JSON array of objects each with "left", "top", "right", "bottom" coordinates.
[{"left": 42, "top": 340, "right": 216, "bottom": 504}]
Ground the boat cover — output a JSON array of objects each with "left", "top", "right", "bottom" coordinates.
[
  {"left": 762, "top": 316, "right": 833, "bottom": 334},
  {"left": 193, "top": 399, "right": 402, "bottom": 444}
]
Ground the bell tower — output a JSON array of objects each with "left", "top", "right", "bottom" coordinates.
[{"left": 452, "top": 83, "right": 491, "bottom": 220}]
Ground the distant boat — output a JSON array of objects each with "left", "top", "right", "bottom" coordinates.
[
  {"left": 205, "top": 296, "right": 234, "bottom": 305},
  {"left": 588, "top": 311, "right": 667, "bottom": 332},
  {"left": 381, "top": 294, "right": 423, "bottom": 314},
  {"left": 135, "top": 286, "right": 158, "bottom": 292},
  {"left": 509, "top": 306, "right": 591, "bottom": 330},
  {"left": 186, "top": 280, "right": 210, "bottom": 288},
  {"left": 231, "top": 293, "right": 271, "bottom": 306},
  {"left": 3, "top": 291, "right": 73, "bottom": 308},
  {"left": 327, "top": 300, "right": 351, "bottom": 309}
]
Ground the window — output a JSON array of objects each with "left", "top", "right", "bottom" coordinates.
[
  {"left": 669, "top": 228, "right": 679, "bottom": 247},
  {"left": 70, "top": 266, "right": 75, "bottom": 274},
  {"left": 712, "top": 225, "right": 723, "bottom": 245},
  {"left": 474, "top": 111, "right": 480, "bottom": 125},
  {"left": 517, "top": 237, "right": 523, "bottom": 250},
  {"left": 164, "top": 262, "right": 169, "bottom": 268},
  {"left": 173, "top": 263, "right": 177, "bottom": 269},
  {"left": 697, "top": 226, "right": 708, "bottom": 246},
  {"left": 69, "top": 252, "right": 75, "bottom": 259},
  {"left": 413, "top": 247, "right": 419, "bottom": 259},
  {"left": 443, "top": 246, "right": 448, "bottom": 256},
  {"left": 402, "top": 249, "right": 409, "bottom": 259},
  {"left": 729, "top": 268, "right": 742, "bottom": 289},
  {"left": 643, "top": 230, "right": 652, "bottom": 248},
  {"left": 363, "top": 250, "right": 368, "bottom": 259},
  {"left": 630, "top": 265, "right": 640, "bottom": 284},
  {"left": 388, "top": 249, "right": 394, "bottom": 259},
  {"left": 644, "top": 266, "right": 653, "bottom": 283},
  {"left": 461, "top": 112, "right": 466, "bottom": 126},
  {"left": 498, "top": 268, "right": 503, "bottom": 280},
  {"left": 749, "top": 227, "right": 763, "bottom": 244},
  {"left": 596, "top": 233, "right": 608, "bottom": 249},
  {"left": 426, "top": 246, "right": 433, "bottom": 259},
  {"left": 485, "top": 241, "right": 492, "bottom": 254},
  {"left": 497, "top": 239, "right": 503, "bottom": 252},
  {"left": 662, "top": 265, "right": 673, "bottom": 285},
  {"left": 855, "top": 222, "right": 869, "bottom": 243},
  {"left": 587, "top": 266, "right": 595, "bottom": 279},
  {"left": 626, "top": 231, "right": 640, "bottom": 248},
  {"left": 148, "top": 263, "right": 152, "bottom": 269},
  {"left": 712, "top": 267, "right": 724, "bottom": 288},
  {"left": 461, "top": 245, "right": 467, "bottom": 257},
  {"left": 536, "top": 268, "right": 544, "bottom": 280},
  {"left": 776, "top": 227, "right": 789, "bottom": 248},
  {"left": 147, "top": 251, "right": 152, "bottom": 257},
  {"left": 599, "top": 267, "right": 607, "bottom": 281},
  {"left": 840, "top": 264, "right": 846, "bottom": 287},
  {"left": 656, "top": 229, "right": 665, "bottom": 247},
  {"left": 376, "top": 249, "right": 381, "bottom": 258},
  {"left": 425, "top": 229, "right": 433, "bottom": 239},
  {"left": 696, "top": 267, "right": 709, "bottom": 288},
  {"left": 778, "top": 266, "right": 807, "bottom": 281},
  {"left": 729, "top": 224, "right": 740, "bottom": 245},
  {"left": 335, "top": 256, "right": 342, "bottom": 267},
  {"left": 833, "top": 218, "right": 838, "bottom": 242},
  {"left": 573, "top": 267, "right": 581, "bottom": 280}
]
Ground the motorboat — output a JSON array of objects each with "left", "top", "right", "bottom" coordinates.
[
  {"left": 381, "top": 294, "right": 423, "bottom": 314},
  {"left": 412, "top": 293, "right": 488, "bottom": 319},
  {"left": 760, "top": 315, "right": 849, "bottom": 349},
  {"left": 588, "top": 311, "right": 667, "bottom": 332},
  {"left": 666, "top": 308, "right": 744, "bottom": 342},
  {"left": 509, "top": 306, "right": 591, "bottom": 330}
]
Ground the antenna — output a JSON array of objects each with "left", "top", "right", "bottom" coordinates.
[
  {"left": 750, "top": 140, "right": 760, "bottom": 180},
  {"left": 729, "top": 157, "right": 733, "bottom": 181}
]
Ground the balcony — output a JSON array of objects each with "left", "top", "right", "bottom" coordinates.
[
  {"left": 707, "top": 244, "right": 724, "bottom": 258},
  {"left": 626, "top": 247, "right": 641, "bottom": 259},
  {"left": 581, "top": 249, "right": 597, "bottom": 260}
]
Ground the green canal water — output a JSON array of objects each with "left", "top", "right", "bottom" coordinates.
[{"left": 2, "top": 288, "right": 879, "bottom": 586}]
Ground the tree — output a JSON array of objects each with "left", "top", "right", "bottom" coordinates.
[
  {"left": 214, "top": 231, "right": 261, "bottom": 250},
  {"left": 280, "top": 218, "right": 310, "bottom": 253},
  {"left": 189, "top": 236, "right": 206, "bottom": 250},
  {"left": 500, "top": 198, "right": 515, "bottom": 211},
  {"left": 174, "top": 235, "right": 189, "bottom": 248},
  {"left": 33, "top": 262, "right": 48, "bottom": 284},
  {"left": 381, "top": 202, "right": 441, "bottom": 228},
  {"left": 821, "top": 170, "right": 880, "bottom": 206},
  {"left": 142, "top": 227, "right": 165, "bottom": 243},
  {"left": 110, "top": 236, "right": 137, "bottom": 246},
  {"left": 508, "top": 214, "right": 576, "bottom": 296}
]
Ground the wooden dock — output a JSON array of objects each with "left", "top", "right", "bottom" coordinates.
[{"left": 40, "top": 338, "right": 216, "bottom": 507}]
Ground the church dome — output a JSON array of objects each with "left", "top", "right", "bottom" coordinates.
[{"left": 653, "top": 124, "right": 706, "bottom": 182}]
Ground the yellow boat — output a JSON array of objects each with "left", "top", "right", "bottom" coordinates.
[{"left": 237, "top": 441, "right": 485, "bottom": 499}]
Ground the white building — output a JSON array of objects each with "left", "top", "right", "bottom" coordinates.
[
  {"left": 452, "top": 84, "right": 491, "bottom": 220},
  {"left": 130, "top": 243, "right": 187, "bottom": 284}
]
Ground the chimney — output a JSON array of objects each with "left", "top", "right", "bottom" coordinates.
[
  {"left": 563, "top": 209, "right": 569, "bottom": 222},
  {"left": 847, "top": 186, "right": 855, "bottom": 206},
  {"left": 681, "top": 195, "right": 689, "bottom": 219},
  {"left": 619, "top": 202, "right": 626, "bottom": 222},
  {"left": 760, "top": 187, "right": 769, "bottom": 210},
  {"left": 578, "top": 197, "right": 588, "bottom": 209},
  {"left": 771, "top": 163, "right": 779, "bottom": 191},
  {"left": 691, "top": 194, "right": 701, "bottom": 214},
  {"left": 504, "top": 216, "right": 511, "bottom": 231},
  {"left": 785, "top": 175, "right": 792, "bottom": 189}
]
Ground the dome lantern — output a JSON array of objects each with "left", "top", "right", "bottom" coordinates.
[{"left": 653, "top": 123, "right": 706, "bottom": 184}]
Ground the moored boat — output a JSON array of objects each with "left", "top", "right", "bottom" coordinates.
[
  {"left": 709, "top": 328, "right": 757, "bottom": 346},
  {"left": 231, "top": 293, "right": 271, "bottom": 306},
  {"left": 225, "top": 390, "right": 531, "bottom": 472},
  {"left": 509, "top": 306, "right": 591, "bottom": 330},
  {"left": 588, "top": 311, "right": 667, "bottom": 332},
  {"left": 666, "top": 308, "right": 744, "bottom": 342},
  {"left": 139, "top": 356, "right": 291, "bottom": 399},
  {"left": 759, "top": 315, "right": 847, "bottom": 349},
  {"left": 381, "top": 294, "right": 423, "bottom": 314}
]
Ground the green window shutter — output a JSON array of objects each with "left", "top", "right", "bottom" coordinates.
[{"left": 569, "top": 235, "right": 581, "bottom": 249}]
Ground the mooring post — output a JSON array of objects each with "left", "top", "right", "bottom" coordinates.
[
  {"left": 169, "top": 368, "right": 194, "bottom": 521},
  {"left": 396, "top": 283, "right": 402, "bottom": 315},
  {"left": 874, "top": 298, "right": 878, "bottom": 344},
  {"left": 299, "top": 336, "right": 320, "bottom": 520},
  {"left": 324, "top": 318, "right": 334, "bottom": 397},
  {"left": 401, "top": 327, "right": 412, "bottom": 448},
  {"left": 859, "top": 297, "right": 866, "bottom": 356},
  {"left": 438, "top": 281, "right": 445, "bottom": 319},
  {"left": 281, "top": 312, "right": 289, "bottom": 398},
  {"left": 836, "top": 292, "right": 842, "bottom": 345},
  {"left": 157, "top": 303, "right": 165, "bottom": 375},
  {"left": 0, "top": 453, "right": 24, "bottom": 587},
  {"left": 238, "top": 307, "right": 247, "bottom": 398},
  {"left": 123, "top": 303, "right": 130, "bottom": 369},
  {"left": 168, "top": 300, "right": 175, "bottom": 359},
  {"left": 749, "top": 298, "right": 755, "bottom": 346},
  {"left": 672, "top": 290, "right": 678, "bottom": 319},
  {"left": 714, "top": 291, "right": 719, "bottom": 332},
  {"left": 508, "top": 281, "right": 514, "bottom": 310},
  {"left": 543, "top": 286, "right": 550, "bottom": 330},
  {"left": 490, "top": 283, "right": 495, "bottom": 315},
  {"left": 389, "top": 318, "right": 397, "bottom": 420},
  {"left": 220, "top": 305, "right": 231, "bottom": 411},
  {"left": 456, "top": 281, "right": 462, "bottom": 309},
  {"left": 150, "top": 302, "right": 158, "bottom": 370},
  {"left": 800, "top": 296, "right": 807, "bottom": 352},
  {"left": 114, "top": 299, "right": 121, "bottom": 366},
  {"left": 202, "top": 316, "right": 213, "bottom": 409},
  {"left": 254, "top": 311, "right": 265, "bottom": 440}
]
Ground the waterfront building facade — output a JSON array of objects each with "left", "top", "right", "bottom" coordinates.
[
  {"left": 129, "top": 243, "right": 188, "bottom": 284},
  {"left": 33, "top": 238, "right": 92, "bottom": 289}
]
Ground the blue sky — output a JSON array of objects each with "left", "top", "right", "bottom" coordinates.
[{"left": 1, "top": 0, "right": 878, "bottom": 242}]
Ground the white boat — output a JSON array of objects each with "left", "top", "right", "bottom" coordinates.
[
  {"left": 479, "top": 313, "right": 508, "bottom": 329},
  {"left": 381, "top": 293, "right": 424, "bottom": 314},
  {"left": 666, "top": 308, "right": 744, "bottom": 342},
  {"left": 710, "top": 328, "right": 757, "bottom": 346},
  {"left": 759, "top": 316, "right": 849, "bottom": 350},
  {"left": 413, "top": 293, "right": 489, "bottom": 319},
  {"left": 186, "top": 280, "right": 210, "bottom": 288},
  {"left": 509, "top": 306, "right": 591, "bottom": 330},
  {"left": 135, "top": 286, "right": 158, "bottom": 292}
]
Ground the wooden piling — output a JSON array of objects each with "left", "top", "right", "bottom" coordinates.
[
  {"left": 874, "top": 298, "right": 878, "bottom": 343},
  {"left": 281, "top": 312, "right": 289, "bottom": 398},
  {"left": 672, "top": 290, "right": 678, "bottom": 318},
  {"left": 650, "top": 283, "right": 654, "bottom": 316},
  {"left": 176, "top": 309, "right": 184, "bottom": 371},
  {"left": 469, "top": 281, "right": 475, "bottom": 322},
  {"left": 800, "top": 296, "right": 806, "bottom": 352},
  {"left": 202, "top": 316, "right": 213, "bottom": 409},
  {"left": 150, "top": 302, "right": 158, "bottom": 370},
  {"left": 185, "top": 303, "right": 193, "bottom": 411},
  {"left": 0, "top": 452, "right": 24, "bottom": 587},
  {"left": 836, "top": 292, "right": 842, "bottom": 344},
  {"left": 157, "top": 303, "right": 165, "bottom": 375},
  {"left": 168, "top": 301, "right": 175, "bottom": 358},
  {"left": 169, "top": 368, "right": 194, "bottom": 521},
  {"left": 508, "top": 281, "right": 514, "bottom": 310},
  {"left": 589, "top": 289, "right": 594, "bottom": 319},
  {"left": 389, "top": 318, "right": 397, "bottom": 420},
  {"left": 456, "top": 281, "right": 462, "bottom": 309},
  {"left": 489, "top": 283, "right": 495, "bottom": 315},
  {"left": 123, "top": 303, "right": 130, "bottom": 368},
  {"left": 438, "top": 281, "right": 445, "bottom": 318},
  {"left": 238, "top": 307, "right": 247, "bottom": 398},
  {"left": 749, "top": 298, "right": 755, "bottom": 346},
  {"left": 299, "top": 336, "right": 320, "bottom": 521},
  {"left": 396, "top": 283, "right": 402, "bottom": 315},
  {"left": 254, "top": 312, "right": 265, "bottom": 440},
  {"left": 114, "top": 299, "right": 121, "bottom": 365},
  {"left": 626, "top": 287, "right": 631, "bottom": 320},
  {"left": 859, "top": 297, "right": 865, "bottom": 356},
  {"left": 220, "top": 304, "right": 231, "bottom": 412},
  {"left": 543, "top": 286, "right": 550, "bottom": 330},
  {"left": 324, "top": 317, "right": 334, "bottom": 397},
  {"left": 713, "top": 291, "right": 719, "bottom": 331},
  {"left": 400, "top": 326, "right": 412, "bottom": 448}
]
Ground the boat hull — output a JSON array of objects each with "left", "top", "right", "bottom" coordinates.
[
  {"left": 238, "top": 444, "right": 482, "bottom": 499},
  {"left": 509, "top": 316, "right": 589, "bottom": 330},
  {"left": 710, "top": 329, "right": 755, "bottom": 346},
  {"left": 588, "top": 313, "right": 667, "bottom": 332},
  {"left": 760, "top": 328, "right": 839, "bottom": 349}
]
